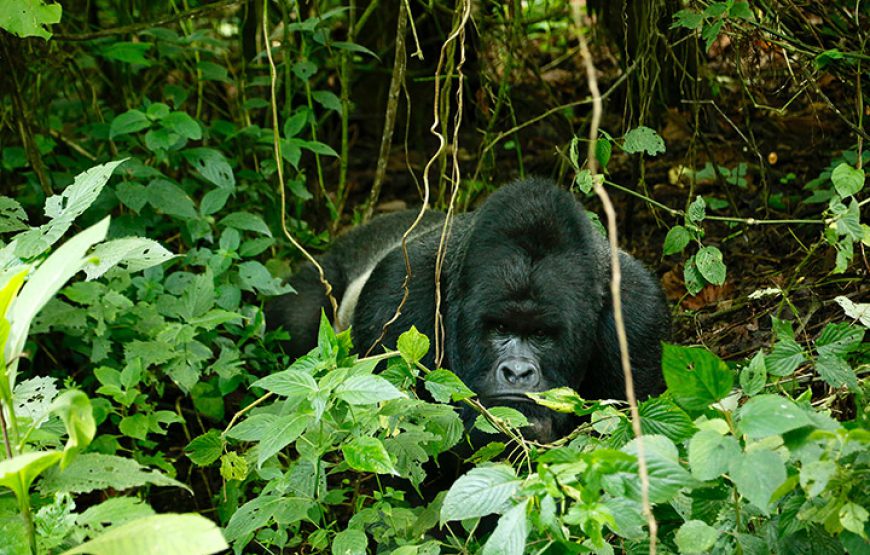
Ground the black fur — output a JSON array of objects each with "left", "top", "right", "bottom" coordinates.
[{"left": 267, "top": 178, "right": 669, "bottom": 442}]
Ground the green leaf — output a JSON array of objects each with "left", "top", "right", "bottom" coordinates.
[
  {"left": 146, "top": 179, "right": 198, "bottom": 220},
  {"left": 595, "top": 138, "right": 612, "bottom": 169},
  {"left": 739, "top": 351, "right": 766, "bottom": 395},
  {"left": 223, "top": 495, "right": 284, "bottom": 542},
  {"left": 252, "top": 369, "right": 317, "bottom": 398},
  {"left": 622, "top": 126, "right": 666, "bottom": 156},
  {"left": 815, "top": 353, "right": 858, "bottom": 391},
  {"left": 332, "top": 529, "right": 367, "bottom": 555},
  {"left": 688, "top": 429, "right": 740, "bottom": 481},
  {"left": 671, "top": 9, "right": 704, "bottom": 30},
  {"left": 480, "top": 499, "right": 529, "bottom": 555},
  {"left": 38, "top": 453, "right": 187, "bottom": 495},
  {"left": 0, "top": 451, "right": 62, "bottom": 500},
  {"left": 183, "top": 148, "right": 235, "bottom": 190},
  {"left": 161, "top": 111, "right": 202, "bottom": 141},
  {"left": 835, "top": 199, "right": 863, "bottom": 241},
  {"left": 623, "top": 434, "right": 696, "bottom": 504},
  {"left": 342, "top": 436, "right": 398, "bottom": 475},
  {"left": 226, "top": 414, "right": 276, "bottom": 441},
  {"left": 284, "top": 110, "right": 309, "bottom": 138},
  {"left": 257, "top": 414, "right": 310, "bottom": 467},
  {"left": 0, "top": 196, "right": 28, "bottom": 232},
  {"left": 220, "top": 211, "right": 272, "bottom": 237},
  {"left": 663, "top": 225, "right": 691, "bottom": 256},
  {"left": 683, "top": 256, "right": 705, "bottom": 296},
  {"left": 839, "top": 502, "right": 869, "bottom": 537},
  {"left": 312, "top": 90, "right": 342, "bottom": 112},
  {"left": 662, "top": 344, "right": 733, "bottom": 412},
  {"left": 815, "top": 322, "right": 865, "bottom": 357},
  {"left": 695, "top": 246, "right": 726, "bottom": 285},
  {"left": 0, "top": 0, "right": 62, "bottom": 39},
  {"left": 675, "top": 520, "right": 718, "bottom": 554},
  {"left": 100, "top": 42, "right": 153, "bottom": 66},
  {"left": 144, "top": 128, "right": 179, "bottom": 151},
  {"left": 109, "top": 110, "right": 151, "bottom": 139},
  {"left": 185, "top": 430, "right": 224, "bottom": 466},
  {"left": 199, "top": 188, "right": 231, "bottom": 216},
  {"left": 765, "top": 338, "right": 806, "bottom": 377},
  {"left": 146, "top": 102, "right": 170, "bottom": 120},
  {"left": 84, "top": 237, "right": 175, "bottom": 280},
  {"left": 335, "top": 375, "right": 405, "bottom": 405},
  {"left": 440, "top": 465, "right": 520, "bottom": 523},
  {"left": 196, "top": 60, "right": 229, "bottom": 82},
  {"left": 831, "top": 163, "right": 865, "bottom": 197},
  {"left": 331, "top": 41, "right": 379, "bottom": 59},
  {"left": 634, "top": 397, "right": 696, "bottom": 442},
  {"left": 474, "top": 406, "right": 530, "bottom": 434},
  {"left": 737, "top": 394, "right": 812, "bottom": 439},
  {"left": 61, "top": 514, "right": 228, "bottom": 555},
  {"left": 525, "top": 387, "right": 593, "bottom": 415},
  {"left": 729, "top": 449, "right": 786, "bottom": 515},
  {"left": 424, "top": 369, "right": 475, "bottom": 403},
  {"left": 574, "top": 169, "right": 594, "bottom": 194},
  {"left": 686, "top": 195, "right": 706, "bottom": 224},
  {"left": 115, "top": 182, "right": 148, "bottom": 213},
  {"left": 51, "top": 390, "right": 95, "bottom": 468},
  {"left": 800, "top": 459, "right": 836, "bottom": 498},
  {"left": 397, "top": 326, "right": 429, "bottom": 364}
]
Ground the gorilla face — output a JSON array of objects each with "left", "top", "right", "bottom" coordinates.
[{"left": 446, "top": 207, "right": 607, "bottom": 442}]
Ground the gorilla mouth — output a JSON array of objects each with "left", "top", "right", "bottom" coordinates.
[{"left": 482, "top": 394, "right": 535, "bottom": 405}]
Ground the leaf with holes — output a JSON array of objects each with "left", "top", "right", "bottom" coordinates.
[
  {"left": 622, "top": 126, "right": 666, "bottom": 156},
  {"left": 183, "top": 148, "right": 235, "bottom": 190}
]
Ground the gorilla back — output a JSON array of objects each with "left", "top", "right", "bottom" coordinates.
[{"left": 267, "top": 177, "right": 669, "bottom": 442}]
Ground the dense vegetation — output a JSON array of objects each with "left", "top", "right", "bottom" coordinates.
[{"left": 0, "top": 1, "right": 867, "bottom": 553}]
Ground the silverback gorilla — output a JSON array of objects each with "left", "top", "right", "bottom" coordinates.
[{"left": 266, "top": 178, "right": 668, "bottom": 442}]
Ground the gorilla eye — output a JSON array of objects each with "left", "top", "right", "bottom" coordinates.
[
  {"left": 533, "top": 329, "right": 548, "bottom": 338},
  {"left": 494, "top": 323, "right": 509, "bottom": 334}
]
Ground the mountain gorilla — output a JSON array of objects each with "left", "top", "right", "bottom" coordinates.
[{"left": 266, "top": 178, "right": 669, "bottom": 442}]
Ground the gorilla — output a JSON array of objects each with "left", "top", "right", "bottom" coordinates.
[{"left": 266, "top": 177, "right": 668, "bottom": 442}]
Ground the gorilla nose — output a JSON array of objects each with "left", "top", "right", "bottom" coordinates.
[{"left": 498, "top": 360, "right": 540, "bottom": 388}]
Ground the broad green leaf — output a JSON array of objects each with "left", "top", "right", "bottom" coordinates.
[
  {"left": 739, "top": 351, "right": 766, "bottom": 395},
  {"left": 144, "top": 128, "right": 179, "bottom": 151},
  {"left": 814, "top": 353, "right": 858, "bottom": 391},
  {"left": 671, "top": 9, "right": 703, "bottom": 30},
  {"left": 622, "top": 126, "right": 666, "bottom": 156},
  {"left": 84, "top": 238, "right": 175, "bottom": 280},
  {"left": 663, "top": 225, "right": 691, "bottom": 256},
  {"left": 220, "top": 212, "right": 272, "bottom": 237},
  {"left": 686, "top": 196, "right": 706, "bottom": 224},
  {"left": 252, "top": 369, "right": 317, "bottom": 398},
  {"left": 623, "top": 434, "right": 697, "bottom": 503},
  {"left": 38, "top": 453, "right": 188, "bottom": 495},
  {"left": 342, "top": 436, "right": 398, "bottom": 475},
  {"left": 51, "top": 390, "right": 95, "bottom": 468},
  {"left": 62, "top": 514, "right": 228, "bottom": 555},
  {"left": 397, "top": 326, "right": 429, "bottom": 365},
  {"left": 474, "top": 406, "right": 530, "bottom": 434},
  {"left": 226, "top": 414, "right": 276, "bottom": 441},
  {"left": 441, "top": 464, "right": 520, "bottom": 523},
  {"left": 815, "top": 322, "right": 865, "bottom": 357},
  {"left": 110, "top": 110, "right": 151, "bottom": 138},
  {"left": 183, "top": 148, "right": 235, "bottom": 190},
  {"left": 675, "top": 520, "right": 718, "bottom": 554},
  {"left": 161, "top": 111, "right": 202, "bottom": 141},
  {"left": 100, "top": 42, "right": 153, "bottom": 66},
  {"left": 839, "top": 502, "right": 869, "bottom": 536},
  {"left": 695, "top": 245, "right": 726, "bottom": 285},
  {"left": 729, "top": 449, "right": 786, "bottom": 515},
  {"left": 146, "top": 103, "right": 170, "bottom": 120},
  {"left": 595, "top": 138, "right": 612, "bottom": 169},
  {"left": 424, "top": 368, "right": 475, "bottom": 403},
  {"left": 332, "top": 529, "right": 367, "bottom": 555},
  {"left": 0, "top": 451, "right": 62, "bottom": 500},
  {"left": 662, "top": 344, "right": 733, "bottom": 412},
  {"left": 257, "top": 414, "right": 310, "bottom": 467},
  {"left": 737, "top": 395, "right": 812, "bottom": 438},
  {"left": 0, "top": 0, "right": 62, "bottom": 39},
  {"left": 284, "top": 110, "right": 309, "bottom": 138},
  {"left": 312, "top": 90, "right": 342, "bottom": 112},
  {"left": 683, "top": 256, "right": 705, "bottom": 296},
  {"left": 633, "top": 397, "right": 696, "bottom": 442},
  {"left": 77, "top": 498, "right": 156, "bottom": 531},
  {"left": 480, "top": 499, "right": 529, "bottom": 555},
  {"left": 223, "top": 495, "right": 283, "bottom": 542},
  {"left": 185, "top": 430, "right": 224, "bottom": 466},
  {"left": 0, "top": 196, "right": 28, "bottom": 232},
  {"left": 196, "top": 60, "right": 229, "bottom": 82},
  {"left": 765, "top": 338, "right": 806, "bottom": 376},
  {"left": 831, "top": 163, "right": 865, "bottom": 197},
  {"left": 800, "top": 459, "right": 836, "bottom": 498},
  {"left": 146, "top": 179, "right": 198, "bottom": 220},
  {"left": 688, "top": 429, "right": 740, "bottom": 481},
  {"left": 7, "top": 217, "right": 110, "bottom": 388},
  {"left": 335, "top": 375, "right": 404, "bottom": 405},
  {"left": 526, "top": 387, "right": 598, "bottom": 416},
  {"left": 115, "top": 182, "right": 148, "bottom": 213}
]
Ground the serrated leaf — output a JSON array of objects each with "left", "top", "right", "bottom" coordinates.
[
  {"left": 335, "top": 375, "right": 404, "bottom": 405},
  {"left": 110, "top": 110, "right": 151, "bottom": 138},
  {"left": 183, "top": 148, "right": 235, "bottom": 190},
  {"left": 424, "top": 368, "right": 475, "bottom": 403},
  {"left": 397, "top": 326, "right": 429, "bottom": 364},
  {"left": 662, "top": 344, "right": 733, "bottom": 412},
  {"left": 737, "top": 394, "right": 812, "bottom": 438},
  {"left": 223, "top": 495, "right": 283, "bottom": 542},
  {"left": 739, "top": 350, "right": 766, "bottom": 395},
  {"left": 185, "top": 430, "right": 223, "bottom": 466},
  {"left": 831, "top": 163, "right": 865, "bottom": 197},
  {"left": 729, "top": 449, "right": 786, "bottom": 515},
  {"left": 834, "top": 295, "right": 870, "bottom": 327},
  {"left": 766, "top": 338, "right": 806, "bottom": 377},
  {"left": 441, "top": 465, "right": 520, "bottom": 523},
  {"left": 622, "top": 434, "right": 696, "bottom": 503},
  {"left": 688, "top": 429, "right": 740, "bottom": 481},
  {"left": 480, "top": 498, "right": 529, "bottom": 555},
  {"left": 332, "top": 529, "right": 367, "bottom": 555},
  {"left": 252, "top": 369, "right": 317, "bottom": 398},
  {"left": 84, "top": 238, "right": 175, "bottom": 280},
  {"left": 257, "top": 414, "right": 309, "bottom": 467},
  {"left": 675, "top": 520, "right": 718, "bottom": 554},
  {"left": 622, "top": 126, "right": 666, "bottom": 156},
  {"left": 695, "top": 245, "right": 726, "bottom": 285},
  {"left": 634, "top": 397, "right": 696, "bottom": 442},
  {"left": 38, "top": 453, "right": 188, "bottom": 495},
  {"left": 62, "top": 514, "right": 228, "bottom": 555},
  {"left": 815, "top": 353, "right": 858, "bottom": 391},
  {"left": 663, "top": 225, "right": 691, "bottom": 256},
  {"left": 342, "top": 436, "right": 397, "bottom": 475}
]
